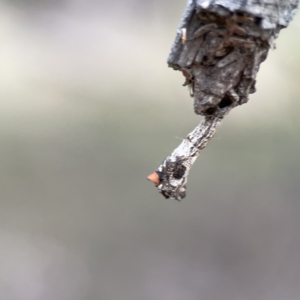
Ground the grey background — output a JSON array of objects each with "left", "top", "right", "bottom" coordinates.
[{"left": 1, "top": 1, "right": 300, "bottom": 299}]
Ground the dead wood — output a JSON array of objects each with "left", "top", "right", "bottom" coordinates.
[{"left": 148, "top": 0, "right": 299, "bottom": 200}]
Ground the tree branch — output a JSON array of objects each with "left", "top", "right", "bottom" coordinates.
[{"left": 148, "top": 0, "right": 299, "bottom": 200}]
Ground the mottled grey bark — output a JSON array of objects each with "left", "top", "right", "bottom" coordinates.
[{"left": 148, "top": 0, "right": 299, "bottom": 200}]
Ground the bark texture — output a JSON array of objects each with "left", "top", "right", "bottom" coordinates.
[{"left": 149, "top": 0, "right": 299, "bottom": 200}]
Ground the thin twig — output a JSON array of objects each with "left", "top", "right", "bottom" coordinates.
[{"left": 148, "top": 117, "right": 222, "bottom": 200}]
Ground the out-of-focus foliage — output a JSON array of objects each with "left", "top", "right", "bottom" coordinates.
[{"left": 1, "top": 1, "right": 300, "bottom": 300}]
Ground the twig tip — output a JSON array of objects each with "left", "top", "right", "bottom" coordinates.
[{"left": 147, "top": 172, "right": 160, "bottom": 186}]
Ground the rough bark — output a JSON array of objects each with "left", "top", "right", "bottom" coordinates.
[{"left": 148, "top": 0, "right": 299, "bottom": 200}]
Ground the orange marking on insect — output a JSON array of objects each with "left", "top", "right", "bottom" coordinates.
[{"left": 147, "top": 172, "right": 160, "bottom": 186}]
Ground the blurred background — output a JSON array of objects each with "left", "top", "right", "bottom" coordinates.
[{"left": 1, "top": 1, "right": 300, "bottom": 299}]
